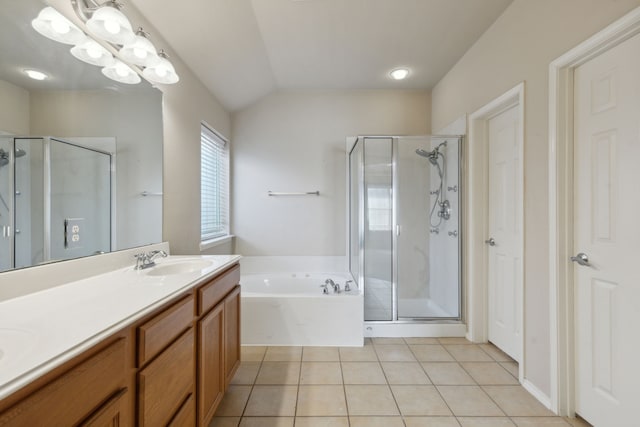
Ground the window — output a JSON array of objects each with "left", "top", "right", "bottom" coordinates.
[
  {"left": 200, "top": 123, "right": 229, "bottom": 242},
  {"left": 366, "top": 186, "right": 392, "bottom": 231}
]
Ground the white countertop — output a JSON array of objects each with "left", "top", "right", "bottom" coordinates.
[{"left": 0, "top": 254, "right": 241, "bottom": 401}]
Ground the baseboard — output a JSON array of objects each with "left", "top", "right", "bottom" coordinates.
[{"left": 523, "top": 379, "right": 553, "bottom": 411}]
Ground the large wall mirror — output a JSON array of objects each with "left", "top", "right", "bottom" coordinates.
[{"left": 0, "top": 0, "right": 163, "bottom": 272}]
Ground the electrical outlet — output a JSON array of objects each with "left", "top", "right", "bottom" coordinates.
[{"left": 64, "top": 218, "right": 84, "bottom": 249}]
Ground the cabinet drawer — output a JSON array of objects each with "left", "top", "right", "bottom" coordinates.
[
  {"left": 137, "top": 295, "right": 193, "bottom": 366},
  {"left": 168, "top": 394, "right": 195, "bottom": 427},
  {"left": 0, "top": 338, "right": 126, "bottom": 427},
  {"left": 138, "top": 328, "right": 194, "bottom": 427},
  {"left": 80, "top": 388, "right": 128, "bottom": 427},
  {"left": 198, "top": 264, "right": 240, "bottom": 315}
]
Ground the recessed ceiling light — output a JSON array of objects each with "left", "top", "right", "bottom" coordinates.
[
  {"left": 24, "top": 69, "right": 48, "bottom": 81},
  {"left": 390, "top": 68, "right": 410, "bottom": 80}
]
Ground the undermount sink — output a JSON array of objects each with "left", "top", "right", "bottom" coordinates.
[{"left": 145, "top": 259, "right": 214, "bottom": 276}]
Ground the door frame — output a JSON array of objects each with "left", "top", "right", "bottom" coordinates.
[
  {"left": 467, "top": 83, "right": 525, "bottom": 384},
  {"left": 548, "top": 6, "right": 640, "bottom": 416}
]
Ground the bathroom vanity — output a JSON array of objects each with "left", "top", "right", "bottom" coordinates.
[{"left": 0, "top": 254, "right": 241, "bottom": 426}]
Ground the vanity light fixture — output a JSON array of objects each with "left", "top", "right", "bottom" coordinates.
[
  {"left": 102, "top": 59, "right": 141, "bottom": 84},
  {"left": 31, "top": 2, "right": 180, "bottom": 85},
  {"left": 31, "top": 7, "right": 85, "bottom": 45},
  {"left": 71, "top": 37, "right": 115, "bottom": 66},
  {"left": 86, "top": 0, "right": 136, "bottom": 45},
  {"left": 24, "top": 69, "right": 48, "bottom": 81},
  {"left": 119, "top": 28, "right": 157, "bottom": 67},
  {"left": 390, "top": 68, "right": 410, "bottom": 80},
  {"left": 142, "top": 50, "right": 179, "bottom": 84}
]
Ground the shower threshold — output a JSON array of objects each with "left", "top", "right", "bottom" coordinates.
[{"left": 364, "top": 321, "right": 466, "bottom": 338}]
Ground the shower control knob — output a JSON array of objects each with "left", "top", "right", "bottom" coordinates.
[
  {"left": 448, "top": 230, "right": 458, "bottom": 237},
  {"left": 447, "top": 185, "right": 458, "bottom": 192},
  {"left": 485, "top": 238, "right": 496, "bottom": 246}
]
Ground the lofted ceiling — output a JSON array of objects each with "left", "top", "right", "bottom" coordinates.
[{"left": 130, "top": 0, "right": 513, "bottom": 112}]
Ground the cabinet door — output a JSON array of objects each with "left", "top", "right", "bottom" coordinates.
[
  {"left": 0, "top": 339, "right": 126, "bottom": 427},
  {"left": 80, "top": 389, "right": 128, "bottom": 427},
  {"left": 168, "top": 394, "right": 196, "bottom": 427},
  {"left": 138, "top": 329, "right": 194, "bottom": 427},
  {"left": 198, "top": 303, "right": 224, "bottom": 426},
  {"left": 224, "top": 286, "right": 241, "bottom": 386}
]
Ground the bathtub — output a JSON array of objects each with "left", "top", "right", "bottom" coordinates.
[{"left": 241, "top": 272, "right": 364, "bottom": 347}]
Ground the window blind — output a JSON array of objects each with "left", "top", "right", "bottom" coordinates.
[{"left": 201, "top": 124, "right": 229, "bottom": 241}]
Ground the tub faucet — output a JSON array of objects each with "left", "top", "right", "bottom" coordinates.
[
  {"left": 345, "top": 280, "right": 354, "bottom": 292},
  {"left": 134, "top": 250, "right": 168, "bottom": 270},
  {"left": 325, "top": 278, "right": 340, "bottom": 293}
]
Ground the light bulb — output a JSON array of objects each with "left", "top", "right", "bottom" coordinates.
[
  {"left": 25, "top": 70, "right": 48, "bottom": 81},
  {"left": 116, "top": 63, "right": 129, "bottom": 77},
  {"left": 104, "top": 20, "right": 120, "bottom": 35},
  {"left": 51, "top": 19, "right": 70, "bottom": 34},
  {"left": 390, "top": 68, "right": 410, "bottom": 80},
  {"left": 87, "top": 45, "right": 102, "bottom": 59},
  {"left": 133, "top": 47, "right": 147, "bottom": 59}
]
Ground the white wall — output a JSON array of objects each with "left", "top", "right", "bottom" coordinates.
[
  {"left": 231, "top": 90, "right": 430, "bottom": 256},
  {"left": 430, "top": 0, "right": 640, "bottom": 399},
  {"left": 47, "top": 0, "right": 232, "bottom": 256},
  {"left": 0, "top": 79, "right": 29, "bottom": 135}
]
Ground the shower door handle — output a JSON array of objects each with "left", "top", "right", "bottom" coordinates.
[{"left": 485, "top": 237, "right": 496, "bottom": 246}]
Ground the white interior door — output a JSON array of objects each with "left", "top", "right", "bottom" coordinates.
[
  {"left": 487, "top": 104, "right": 522, "bottom": 361},
  {"left": 573, "top": 32, "right": 640, "bottom": 427}
]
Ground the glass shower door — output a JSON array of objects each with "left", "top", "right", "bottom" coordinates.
[
  {"left": 14, "top": 138, "right": 45, "bottom": 269},
  {"left": 396, "top": 136, "right": 461, "bottom": 319},
  {"left": 363, "top": 137, "right": 393, "bottom": 321},
  {"left": 0, "top": 137, "right": 12, "bottom": 271}
]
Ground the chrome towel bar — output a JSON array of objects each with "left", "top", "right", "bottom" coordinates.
[{"left": 268, "top": 191, "right": 320, "bottom": 196}]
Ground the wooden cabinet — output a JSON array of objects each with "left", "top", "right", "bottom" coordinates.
[
  {"left": 0, "top": 262, "right": 241, "bottom": 427},
  {"left": 80, "top": 389, "right": 128, "bottom": 427},
  {"left": 137, "top": 295, "right": 194, "bottom": 366},
  {"left": 138, "top": 328, "right": 195, "bottom": 426},
  {"left": 168, "top": 394, "right": 196, "bottom": 426},
  {"left": 0, "top": 337, "right": 128, "bottom": 427},
  {"left": 197, "top": 265, "right": 241, "bottom": 426},
  {"left": 198, "top": 303, "right": 225, "bottom": 426},
  {"left": 224, "top": 286, "right": 241, "bottom": 387}
]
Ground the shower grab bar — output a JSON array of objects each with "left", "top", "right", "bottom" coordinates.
[
  {"left": 140, "top": 191, "right": 163, "bottom": 197},
  {"left": 268, "top": 191, "right": 320, "bottom": 196}
]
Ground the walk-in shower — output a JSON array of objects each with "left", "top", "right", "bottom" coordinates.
[
  {"left": 348, "top": 135, "right": 463, "bottom": 327},
  {"left": 0, "top": 136, "right": 113, "bottom": 271}
]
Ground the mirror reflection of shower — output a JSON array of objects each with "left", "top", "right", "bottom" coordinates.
[
  {"left": 416, "top": 141, "right": 450, "bottom": 230},
  {"left": 0, "top": 148, "right": 27, "bottom": 214}
]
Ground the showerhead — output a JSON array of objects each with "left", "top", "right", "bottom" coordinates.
[
  {"left": 0, "top": 148, "right": 27, "bottom": 167},
  {"left": 415, "top": 148, "right": 439, "bottom": 165}
]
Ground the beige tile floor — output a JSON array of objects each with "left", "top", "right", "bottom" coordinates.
[{"left": 210, "top": 338, "right": 592, "bottom": 427}]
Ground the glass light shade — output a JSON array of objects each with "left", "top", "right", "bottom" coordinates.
[
  {"left": 119, "top": 33, "right": 157, "bottom": 67},
  {"left": 142, "top": 55, "right": 179, "bottom": 84},
  {"left": 31, "top": 7, "right": 85, "bottom": 45},
  {"left": 390, "top": 68, "right": 410, "bottom": 80},
  {"left": 102, "top": 59, "right": 141, "bottom": 84},
  {"left": 25, "top": 70, "right": 48, "bottom": 81},
  {"left": 71, "top": 37, "right": 115, "bottom": 67},
  {"left": 87, "top": 5, "right": 135, "bottom": 45}
]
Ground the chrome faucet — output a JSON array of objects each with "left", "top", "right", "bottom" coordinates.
[
  {"left": 325, "top": 278, "right": 340, "bottom": 293},
  {"left": 345, "top": 280, "right": 354, "bottom": 292},
  {"left": 134, "top": 250, "right": 168, "bottom": 270}
]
